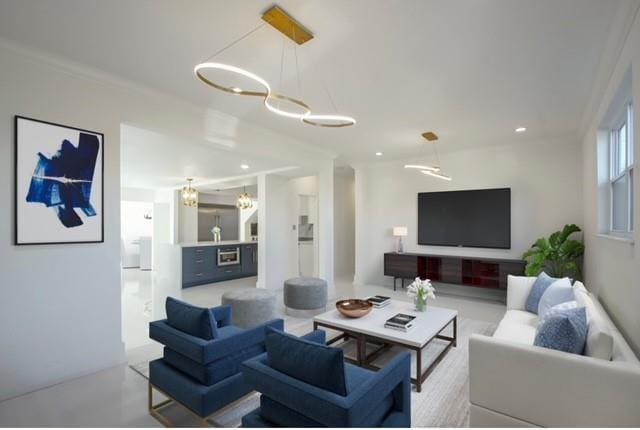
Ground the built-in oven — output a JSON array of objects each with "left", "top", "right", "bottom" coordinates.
[{"left": 217, "top": 247, "right": 240, "bottom": 266}]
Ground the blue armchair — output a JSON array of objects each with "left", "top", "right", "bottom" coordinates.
[
  {"left": 148, "top": 297, "right": 284, "bottom": 426},
  {"left": 241, "top": 329, "right": 411, "bottom": 427}
]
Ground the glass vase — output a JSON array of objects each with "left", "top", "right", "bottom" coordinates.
[{"left": 414, "top": 296, "right": 427, "bottom": 312}]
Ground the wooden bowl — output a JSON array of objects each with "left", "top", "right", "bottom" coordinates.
[{"left": 336, "top": 299, "right": 373, "bottom": 318}]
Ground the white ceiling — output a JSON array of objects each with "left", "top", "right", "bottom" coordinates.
[
  {"left": 120, "top": 125, "right": 286, "bottom": 189},
  {"left": 0, "top": 0, "right": 625, "bottom": 163}
]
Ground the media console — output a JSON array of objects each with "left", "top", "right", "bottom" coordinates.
[{"left": 384, "top": 252, "right": 525, "bottom": 292}]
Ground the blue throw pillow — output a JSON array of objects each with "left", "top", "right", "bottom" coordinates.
[
  {"left": 165, "top": 297, "right": 218, "bottom": 340},
  {"left": 534, "top": 305, "right": 587, "bottom": 354},
  {"left": 525, "top": 272, "right": 563, "bottom": 313},
  {"left": 537, "top": 278, "right": 575, "bottom": 316},
  {"left": 265, "top": 328, "right": 347, "bottom": 396}
]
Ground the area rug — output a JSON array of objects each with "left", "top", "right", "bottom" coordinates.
[{"left": 130, "top": 316, "right": 495, "bottom": 427}]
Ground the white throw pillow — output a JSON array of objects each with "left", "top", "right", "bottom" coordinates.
[
  {"left": 537, "top": 278, "right": 574, "bottom": 316},
  {"left": 507, "top": 275, "right": 537, "bottom": 311},
  {"left": 573, "top": 280, "right": 588, "bottom": 296},
  {"left": 575, "top": 286, "right": 614, "bottom": 360}
]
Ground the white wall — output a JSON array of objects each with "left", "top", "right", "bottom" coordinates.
[
  {"left": 0, "top": 39, "right": 335, "bottom": 401},
  {"left": 120, "top": 187, "right": 156, "bottom": 202},
  {"left": 581, "top": 6, "right": 640, "bottom": 354},
  {"left": 354, "top": 139, "right": 583, "bottom": 287},
  {"left": 334, "top": 166, "right": 355, "bottom": 279}
]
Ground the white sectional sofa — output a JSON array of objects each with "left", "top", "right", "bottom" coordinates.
[{"left": 469, "top": 275, "right": 640, "bottom": 427}]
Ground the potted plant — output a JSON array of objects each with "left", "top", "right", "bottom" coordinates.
[
  {"left": 522, "top": 224, "right": 585, "bottom": 279},
  {"left": 407, "top": 277, "right": 436, "bottom": 312}
]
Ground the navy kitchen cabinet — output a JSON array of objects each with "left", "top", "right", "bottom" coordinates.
[
  {"left": 241, "top": 243, "right": 258, "bottom": 276},
  {"left": 182, "top": 243, "right": 258, "bottom": 288}
]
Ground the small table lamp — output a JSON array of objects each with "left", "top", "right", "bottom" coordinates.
[{"left": 393, "top": 226, "right": 408, "bottom": 253}]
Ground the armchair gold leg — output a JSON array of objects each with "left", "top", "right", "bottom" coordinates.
[
  {"left": 148, "top": 382, "right": 242, "bottom": 428},
  {"left": 148, "top": 382, "right": 176, "bottom": 427}
]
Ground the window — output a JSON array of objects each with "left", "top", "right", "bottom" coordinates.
[{"left": 609, "top": 103, "right": 634, "bottom": 234}]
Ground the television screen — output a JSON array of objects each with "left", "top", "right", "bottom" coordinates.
[{"left": 417, "top": 188, "right": 511, "bottom": 249}]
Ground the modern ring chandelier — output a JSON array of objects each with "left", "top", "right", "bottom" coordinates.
[
  {"left": 404, "top": 132, "right": 453, "bottom": 181},
  {"left": 194, "top": 5, "right": 356, "bottom": 128}
]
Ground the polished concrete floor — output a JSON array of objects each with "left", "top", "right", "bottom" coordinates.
[{"left": 0, "top": 273, "right": 505, "bottom": 427}]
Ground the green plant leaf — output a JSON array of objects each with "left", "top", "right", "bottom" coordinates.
[
  {"left": 559, "top": 240, "right": 584, "bottom": 260},
  {"left": 548, "top": 230, "right": 562, "bottom": 248},
  {"left": 521, "top": 224, "right": 584, "bottom": 278},
  {"left": 559, "top": 224, "right": 581, "bottom": 243}
]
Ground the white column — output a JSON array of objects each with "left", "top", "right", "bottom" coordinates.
[
  {"left": 353, "top": 165, "right": 367, "bottom": 286},
  {"left": 257, "top": 173, "right": 292, "bottom": 290},
  {"left": 317, "top": 162, "right": 335, "bottom": 298}
]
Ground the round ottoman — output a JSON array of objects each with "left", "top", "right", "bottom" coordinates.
[
  {"left": 221, "top": 289, "right": 277, "bottom": 329},
  {"left": 283, "top": 277, "right": 328, "bottom": 316}
]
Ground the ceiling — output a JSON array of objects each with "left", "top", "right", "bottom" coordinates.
[
  {"left": 120, "top": 125, "right": 286, "bottom": 189},
  {"left": 0, "top": 0, "right": 625, "bottom": 163}
]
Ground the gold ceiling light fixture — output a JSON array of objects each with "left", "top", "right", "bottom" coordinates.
[
  {"left": 236, "top": 187, "right": 254, "bottom": 210},
  {"left": 181, "top": 178, "right": 198, "bottom": 207},
  {"left": 193, "top": 5, "right": 356, "bottom": 127},
  {"left": 404, "top": 132, "right": 453, "bottom": 181}
]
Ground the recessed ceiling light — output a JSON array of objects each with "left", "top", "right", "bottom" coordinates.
[
  {"left": 515, "top": 127, "right": 527, "bottom": 133},
  {"left": 240, "top": 164, "right": 249, "bottom": 170},
  {"left": 375, "top": 152, "right": 383, "bottom": 156}
]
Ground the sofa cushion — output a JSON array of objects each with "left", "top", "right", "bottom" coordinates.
[
  {"left": 534, "top": 306, "right": 587, "bottom": 354},
  {"left": 537, "top": 278, "right": 574, "bottom": 316},
  {"left": 493, "top": 310, "right": 538, "bottom": 345},
  {"left": 501, "top": 309, "right": 539, "bottom": 327},
  {"left": 507, "top": 275, "right": 537, "bottom": 310},
  {"left": 265, "top": 328, "right": 347, "bottom": 396},
  {"left": 574, "top": 288, "right": 614, "bottom": 360},
  {"left": 165, "top": 297, "right": 218, "bottom": 340},
  {"left": 525, "top": 272, "right": 564, "bottom": 314}
]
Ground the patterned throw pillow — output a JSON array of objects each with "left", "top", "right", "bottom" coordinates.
[
  {"left": 525, "top": 272, "right": 562, "bottom": 314},
  {"left": 534, "top": 304, "right": 587, "bottom": 354}
]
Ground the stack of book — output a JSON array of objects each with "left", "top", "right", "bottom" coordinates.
[
  {"left": 366, "top": 295, "right": 391, "bottom": 308},
  {"left": 384, "top": 313, "right": 416, "bottom": 332}
]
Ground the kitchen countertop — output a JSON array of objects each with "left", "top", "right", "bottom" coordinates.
[{"left": 180, "top": 240, "right": 258, "bottom": 247}]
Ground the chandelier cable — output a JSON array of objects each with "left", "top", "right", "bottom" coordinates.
[
  {"left": 278, "top": 38, "right": 286, "bottom": 108},
  {"left": 202, "top": 23, "right": 267, "bottom": 63},
  {"left": 292, "top": 28, "right": 303, "bottom": 100},
  {"left": 323, "top": 82, "right": 339, "bottom": 113}
]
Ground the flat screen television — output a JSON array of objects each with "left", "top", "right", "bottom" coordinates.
[{"left": 417, "top": 188, "right": 511, "bottom": 249}]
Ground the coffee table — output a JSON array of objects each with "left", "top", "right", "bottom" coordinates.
[{"left": 313, "top": 300, "right": 457, "bottom": 392}]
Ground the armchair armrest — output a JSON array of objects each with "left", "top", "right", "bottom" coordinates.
[
  {"left": 210, "top": 305, "right": 232, "bottom": 327},
  {"left": 242, "top": 351, "right": 410, "bottom": 427},
  {"left": 204, "top": 318, "right": 284, "bottom": 362},
  {"left": 469, "top": 334, "right": 640, "bottom": 427},
  {"left": 150, "top": 318, "right": 283, "bottom": 364}
]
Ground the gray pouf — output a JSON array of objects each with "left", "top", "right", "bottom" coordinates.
[
  {"left": 221, "top": 289, "right": 277, "bottom": 329},
  {"left": 283, "top": 277, "right": 328, "bottom": 315}
]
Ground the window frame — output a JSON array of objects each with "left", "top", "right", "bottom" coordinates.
[{"left": 609, "top": 102, "right": 634, "bottom": 235}]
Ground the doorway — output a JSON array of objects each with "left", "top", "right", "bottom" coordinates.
[{"left": 298, "top": 194, "right": 318, "bottom": 277}]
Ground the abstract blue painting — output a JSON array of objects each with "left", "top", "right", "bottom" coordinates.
[
  {"left": 15, "top": 117, "right": 103, "bottom": 245},
  {"left": 26, "top": 133, "right": 99, "bottom": 228}
]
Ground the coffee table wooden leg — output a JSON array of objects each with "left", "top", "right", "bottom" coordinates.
[
  {"left": 358, "top": 335, "right": 367, "bottom": 365},
  {"left": 453, "top": 316, "right": 458, "bottom": 347},
  {"left": 416, "top": 348, "right": 422, "bottom": 393}
]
